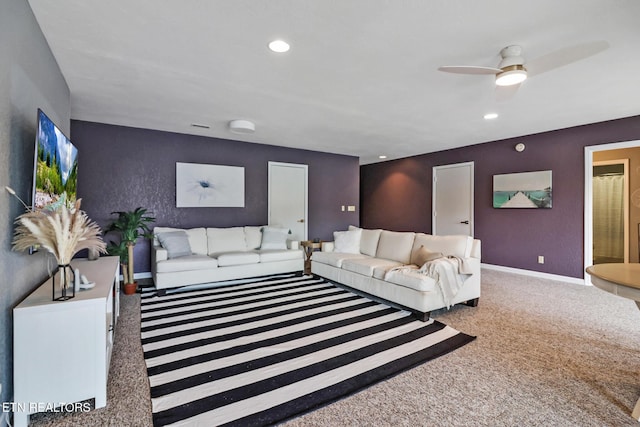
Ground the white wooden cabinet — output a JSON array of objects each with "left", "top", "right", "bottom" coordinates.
[{"left": 13, "top": 256, "right": 120, "bottom": 427}]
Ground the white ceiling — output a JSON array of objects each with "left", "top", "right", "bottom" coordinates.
[{"left": 28, "top": 0, "right": 640, "bottom": 164}]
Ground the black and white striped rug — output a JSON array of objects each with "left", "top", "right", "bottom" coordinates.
[{"left": 140, "top": 274, "right": 475, "bottom": 426}]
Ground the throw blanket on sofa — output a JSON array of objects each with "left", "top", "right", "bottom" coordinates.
[
  {"left": 386, "top": 256, "right": 472, "bottom": 308},
  {"left": 419, "top": 256, "right": 472, "bottom": 308}
]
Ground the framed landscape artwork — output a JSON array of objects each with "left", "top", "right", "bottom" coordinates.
[
  {"left": 176, "top": 162, "right": 245, "bottom": 207},
  {"left": 493, "top": 170, "right": 552, "bottom": 208}
]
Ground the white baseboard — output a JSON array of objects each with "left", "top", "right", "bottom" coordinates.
[{"left": 481, "top": 263, "right": 586, "bottom": 285}]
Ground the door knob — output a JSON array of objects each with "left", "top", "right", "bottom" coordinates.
[
  {"left": 460, "top": 220, "right": 469, "bottom": 224},
  {"left": 297, "top": 219, "right": 305, "bottom": 223}
]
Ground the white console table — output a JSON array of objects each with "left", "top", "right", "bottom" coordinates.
[{"left": 13, "top": 256, "right": 120, "bottom": 427}]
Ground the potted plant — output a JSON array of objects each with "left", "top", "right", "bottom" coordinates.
[
  {"left": 106, "top": 240, "right": 131, "bottom": 292},
  {"left": 105, "top": 207, "right": 155, "bottom": 295}
]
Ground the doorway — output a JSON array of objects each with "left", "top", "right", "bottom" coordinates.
[
  {"left": 592, "top": 160, "right": 628, "bottom": 264},
  {"left": 268, "top": 162, "right": 308, "bottom": 242},
  {"left": 584, "top": 140, "right": 640, "bottom": 284},
  {"left": 432, "top": 162, "right": 474, "bottom": 236}
]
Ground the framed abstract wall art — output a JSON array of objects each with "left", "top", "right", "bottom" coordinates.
[
  {"left": 176, "top": 162, "right": 245, "bottom": 207},
  {"left": 493, "top": 170, "right": 552, "bottom": 208}
]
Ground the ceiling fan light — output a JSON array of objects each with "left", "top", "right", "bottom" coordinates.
[{"left": 495, "top": 65, "right": 527, "bottom": 86}]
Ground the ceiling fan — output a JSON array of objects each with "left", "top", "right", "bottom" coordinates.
[{"left": 437, "top": 41, "right": 610, "bottom": 88}]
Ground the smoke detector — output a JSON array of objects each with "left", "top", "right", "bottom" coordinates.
[{"left": 228, "top": 120, "right": 255, "bottom": 134}]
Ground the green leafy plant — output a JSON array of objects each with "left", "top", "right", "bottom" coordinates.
[{"left": 105, "top": 207, "right": 155, "bottom": 286}]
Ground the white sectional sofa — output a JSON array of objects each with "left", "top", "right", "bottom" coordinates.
[
  {"left": 151, "top": 226, "right": 303, "bottom": 293},
  {"left": 311, "top": 227, "right": 481, "bottom": 321}
]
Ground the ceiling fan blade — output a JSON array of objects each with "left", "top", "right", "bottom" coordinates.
[
  {"left": 526, "top": 40, "right": 609, "bottom": 77},
  {"left": 438, "top": 65, "right": 502, "bottom": 75}
]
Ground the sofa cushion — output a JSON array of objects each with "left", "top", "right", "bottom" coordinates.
[
  {"left": 385, "top": 267, "right": 438, "bottom": 292},
  {"left": 361, "top": 229, "right": 382, "bottom": 257},
  {"left": 312, "top": 251, "right": 369, "bottom": 268},
  {"left": 156, "top": 231, "right": 192, "bottom": 259},
  {"left": 155, "top": 255, "right": 218, "bottom": 273},
  {"left": 216, "top": 252, "right": 261, "bottom": 267},
  {"left": 411, "top": 245, "right": 445, "bottom": 267},
  {"left": 372, "top": 264, "right": 405, "bottom": 280},
  {"left": 260, "top": 226, "right": 290, "bottom": 250},
  {"left": 412, "top": 234, "right": 473, "bottom": 259},
  {"left": 207, "top": 227, "right": 247, "bottom": 255},
  {"left": 153, "top": 227, "right": 208, "bottom": 255},
  {"left": 245, "top": 226, "right": 266, "bottom": 250},
  {"left": 348, "top": 226, "right": 382, "bottom": 257},
  {"left": 342, "top": 258, "right": 403, "bottom": 278},
  {"left": 333, "top": 228, "right": 362, "bottom": 254},
  {"left": 375, "top": 230, "right": 416, "bottom": 264},
  {"left": 257, "top": 249, "right": 302, "bottom": 263}
]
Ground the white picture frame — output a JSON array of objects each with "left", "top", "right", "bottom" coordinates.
[{"left": 176, "top": 162, "right": 245, "bottom": 207}]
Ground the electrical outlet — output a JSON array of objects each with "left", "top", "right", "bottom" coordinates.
[
  {"left": 538, "top": 255, "right": 544, "bottom": 264},
  {"left": 347, "top": 205, "right": 356, "bottom": 212},
  {"left": 341, "top": 205, "right": 345, "bottom": 212}
]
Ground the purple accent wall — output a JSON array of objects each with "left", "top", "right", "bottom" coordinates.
[
  {"left": 71, "top": 121, "right": 360, "bottom": 274},
  {"left": 361, "top": 115, "right": 640, "bottom": 278}
]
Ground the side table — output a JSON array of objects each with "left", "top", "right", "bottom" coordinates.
[
  {"left": 586, "top": 263, "right": 640, "bottom": 421},
  {"left": 300, "top": 240, "right": 322, "bottom": 275}
]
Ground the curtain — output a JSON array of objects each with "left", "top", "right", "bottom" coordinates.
[{"left": 593, "top": 174, "right": 624, "bottom": 261}]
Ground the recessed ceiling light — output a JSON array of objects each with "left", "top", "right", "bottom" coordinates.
[
  {"left": 484, "top": 113, "right": 499, "bottom": 120},
  {"left": 268, "top": 40, "right": 290, "bottom": 53},
  {"left": 379, "top": 155, "right": 387, "bottom": 159}
]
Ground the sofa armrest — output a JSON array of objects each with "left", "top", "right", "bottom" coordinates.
[
  {"left": 152, "top": 245, "right": 168, "bottom": 263},
  {"left": 321, "top": 241, "right": 335, "bottom": 252},
  {"left": 470, "top": 239, "right": 481, "bottom": 259}
]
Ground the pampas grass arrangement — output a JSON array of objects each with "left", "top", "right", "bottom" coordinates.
[{"left": 10, "top": 195, "right": 106, "bottom": 266}]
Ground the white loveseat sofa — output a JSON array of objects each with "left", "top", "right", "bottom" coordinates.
[
  {"left": 151, "top": 226, "right": 303, "bottom": 293},
  {"left": 311, "top": 227, "right": 481, "bottom": 321}
]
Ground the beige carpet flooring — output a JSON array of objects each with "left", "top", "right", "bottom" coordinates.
[{"left": 28, "top": 269, "right": 640, "bottom": 426}]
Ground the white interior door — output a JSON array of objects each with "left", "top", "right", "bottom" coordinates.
[
  {"left": 268, "top": 162, "right": 308, "bottom": 242},
  {"left": 432, "top": 162, "right": 474, "bottom": 236}
]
